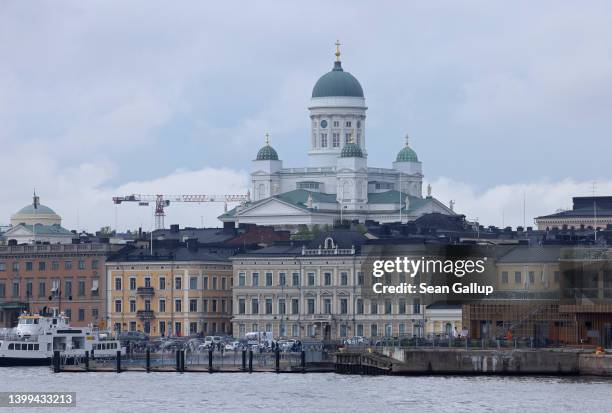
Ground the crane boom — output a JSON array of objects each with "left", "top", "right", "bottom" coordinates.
[{"left": 112, "top": 192, "right": 250, "bottom": 230}]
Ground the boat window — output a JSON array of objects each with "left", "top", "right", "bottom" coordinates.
[
  {"left": 14, "top": 343, "right": 21, "bottom": 350},
  {"left": 8, "top": 343, "right": 14, "bottom": 350},
  {"left": 34, "top": 344, "right": 39, "bottom": 350},
  {"left": 28, "top": 344, "right": 34, "bottom": 350},
  {"left": 34, "top": 319, "right": 39, "bottom": 324}
]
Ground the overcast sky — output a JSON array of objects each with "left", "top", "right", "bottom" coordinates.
[{"left": 1, "top": 1, "right": 611, "bottom": 232}]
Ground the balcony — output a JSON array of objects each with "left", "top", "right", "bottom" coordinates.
[
  {"left": 137, "top": 286, "right": 155, "bottom": 296},
  {"left": 137, "top": 310, "right": 155, "bottom": 320},
  {"left": 304, "top": 314, "right": 333, "bottom": 321}
]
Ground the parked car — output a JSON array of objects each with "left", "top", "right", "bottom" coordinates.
[{"left": 224, "top": 341, "right": 241, "bottom": 351}]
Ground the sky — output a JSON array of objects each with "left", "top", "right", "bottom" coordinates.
[{"left": 1, "top": 1, "right": 611, "bottom": 232}]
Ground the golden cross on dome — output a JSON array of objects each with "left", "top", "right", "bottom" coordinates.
[{"left": 335, "top": 40, "right": 341, "bottom": 61}]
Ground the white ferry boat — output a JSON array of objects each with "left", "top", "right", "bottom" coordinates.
[{"left": 0, "top": 309, "right": 125, "bottom": 366}]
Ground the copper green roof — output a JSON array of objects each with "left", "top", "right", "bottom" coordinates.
[
  {"left": 256, "top": 144, "right": 279, "bottom": 161},
  {"left": 340, "top": 142, "right": 363, "bottom": 158},
  {"left": 312, "top": 61, "right": 364, "bottom": 98},
  {"left": 396, "top": 146, "right": 418, "bottom": 162}
]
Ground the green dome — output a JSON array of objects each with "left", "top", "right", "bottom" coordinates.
[
  {"left": 256, "top": 144, "right": 279, "bottom": 161},
  {"left": 312, "top": 61, "right": 364, "bottom": 98},
  {"left": 396, "top": 146, "right": 418, "bottom": 162},
  {"left": 340, "top": 142, "right": 363, "bottom": 158}
]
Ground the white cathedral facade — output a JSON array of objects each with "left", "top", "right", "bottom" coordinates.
[{"left": 220, "top": 45, "right": 455, "bottom": 229}]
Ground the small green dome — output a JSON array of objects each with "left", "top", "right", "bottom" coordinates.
[
  {"left": 396, "top": 146, "right": 418, "bottom": 162},
  {"left": 312, "top": 61, "right": 364, "bottom": 98},
  {"left": 256, "top": 144, "right": 279, "bottom": 161},
  {"left": 340, "top": 142, "right": 363, "bottom": 158}
]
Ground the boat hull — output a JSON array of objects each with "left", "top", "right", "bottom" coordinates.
[{"left": 0, "top": 357, "right": 51, "bottom": 367}]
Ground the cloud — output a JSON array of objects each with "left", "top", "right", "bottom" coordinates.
[{"left": 429, "top": 177, "right": 612, "bottom": 228}]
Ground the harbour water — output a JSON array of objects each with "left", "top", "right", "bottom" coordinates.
[{"left": 1, "top": 368, "right": 612, "bottom": 412}]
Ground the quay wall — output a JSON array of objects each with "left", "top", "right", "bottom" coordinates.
[{"left": 380, "top": 348, "right": 612, "bottom": 375}]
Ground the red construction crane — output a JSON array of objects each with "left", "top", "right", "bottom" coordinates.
[{"left": 112, "top": 193, "right": 250, "bottom": 230}]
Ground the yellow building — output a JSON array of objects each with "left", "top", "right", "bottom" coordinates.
[{"left": 106, "top": 240, "right": 232, "bottom": 337}]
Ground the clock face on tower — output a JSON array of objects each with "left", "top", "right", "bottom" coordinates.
[{"left": 320, "top": 120, "right": 328, "bottom": 128}]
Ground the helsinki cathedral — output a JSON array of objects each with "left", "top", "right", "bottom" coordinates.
[{"left": 220, "top": 43, "right": 455, "bottom": 229}]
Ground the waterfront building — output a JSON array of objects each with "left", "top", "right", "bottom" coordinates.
[
  {"left": 463, "top": 244, "right": 612, "bottom": 347},
  {"left": 220, "top": 44, "right": 455, "bottom": 230},
  {"left": 0, "top": 242, "right": 122, "bottom": 328},
  {"left": 229, "top": 229, "right": 465, "bottom": 341},
  {"left": 535, "top": 196, "right": 612, "bottom": 231},
  {"left": 105, "top": 225, "right": 288, "bottom": 337},
  {"left": 2, "top": 192, "right": 73, "bottom": 244}
]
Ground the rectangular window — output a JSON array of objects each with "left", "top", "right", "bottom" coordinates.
[
  {"left": 64, "top": 261, "right": 72, "bottom": 270},
  {"left": 129, "top": 277, "right": 136, "bottom": 291},
  {"left": 175, "top": 299, "right": 182, "bottom": 312},
  {"left": 12, "top": 262, "right": 19, "bottom": 272},
  {"left": 357, "top": 272, "right": 364, "bottom": 286},
  {"left": 159, "top": 299, "right": 166, "bottom": 313},
  {"left": 345, "top": 120, "right": 352, "bottom": 128},
  {"left": 115, "top": 277, "right": 122, "bottom": 291},
  {"left": 265, "top": 298, "right": 273, "bottom": 314},
  {"left": 0, "top": 282, "right": 5, "bottom": 298},
  {"left": 238, "top": 299, "right": 245, "bottom": 314},
  {"left": 239, "top": 273, "right": 246, "bottom": 286},
  {"left": 92, "top": 308, "right": 99, "bottom": 319},
  {"left": 92, "top": 260, "right": 98, "bottom": 270},
  {"left": 129, "top": 300, "right": 136, "bottom": 313},
  {"left": 252, "top": 272, "right": 259, "bottom": 287},
  {"left": 38, "top": 261, "right": 45, "bottom": 271},
  {"left": 399, "top": 299, "right": 406, "bottom": 314},
  {"left": 385, "top": 299, "right": 392, "bottom": 315},
  {"left": 308, "top": 272, "right": 315, "bottom": 286},
  {"left": 144, "top": 277, "right": 151, "bottom": 288},
  {"left": 324, "top": 272, "right": 332, "bottom": 286},
  {"left": 291, "top": 324, "right": 299, "bottom": 337},
  {"left": 292, "top": 298, "right": 299, "bottom": 314},
  {"left": 307, "top": 299, "right": 315, "bottom": 314},
  {"left": 340, "top": 298, "right": 348, "bottom": 314},
  {"left": 26, "top": 281, "right": 33, "bottom": 298},
  {"left": 370, "top": 300, "right": 378, "bottom": 314},
  {"left": 190, "top": 277, "right": 197, "bottom": 290},
  {"left": 371, "top": 324, "right": 378, "bottom": 337},
  {"left": 265, "top": 272, "right": 273, "bottom": 286},
  {"left": 529, "top": 271, "right": 535, "bottom": 284},
  {"left": 279, "top": 272, "right": 286, "bottom": 286},
  {"left": 356, "top": 324, "right": 364, "bottom": 337},
  {"left": 52, "top": 261, "right": 59, "bottom": 271},
  {"left": 222, "top": 277, "right": 227, "bottom": 290},
  {"left": 38, "top": 281, "right": 45, "bottom": 297},
  {"left": 190, "top": 322, "right": 198, "bottom": 335},
  {"left": 0, "top": 263, "right": 4, "bottom": 272},
  {"left": 26, "top": 262, "right": 33, "bottom": 271},
  {"left": 78, "top": 260, "right": 85, "bottom": 270},
  {"left": 320, "top": 133, "right": 328, "bottom": 147},
  {"left": 340, "top": 324, "right": 348, "bottom": 337},
  {"left": 212, "top": 277, "right": 217, "bottom": 290},
  {"left": 514, "top": 272, "right": 522, "bottom": 284},
  {"left": 278, "top": 299, "right": 286, "bottom": 315},
  {"left": 175, "top": 277, "right": 182, "bottom": 290},
  {"left": 212, "top": 299, "right": 217, "bottom": 312},
  {"left": 115, "top": 300, "right": 122, "bottom": 313},
  {"left": 65, "top": 280, "right": 72, "bottom": 297},
  {"left": 356, "top": 299, "right": 364, "bottom": 314},
  {"left": 332, "top": 132, "right": 340, "bottom": 147},
  {"left": 78, "top": 280, "right": 85, "bottom": 297},
  {"left": 501, "top": 271, "right": 509, "bottom": 284},
  {"left": 189, "top": 299, "right": 198, "bottom": 312},
  {"left": 202, "top": 299, "right": 208, "bottom": 312},
  {"left": 292, "top": 272, "right": 300, "bottom": 286},
  {"left": 159, "top": 277, "right": 166, "bottom": 290},
  {"left": 413, "top": 298, "right": 420, "bottom": 314},
  {"left": 12, "top": 281, "right": 19, "bottom": 298},
  {"left": 78, "top": 309, "right": 85, "bottom": 321},
  {"left": 251, "top": 299, "right": 259, "bottom": 314}
]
